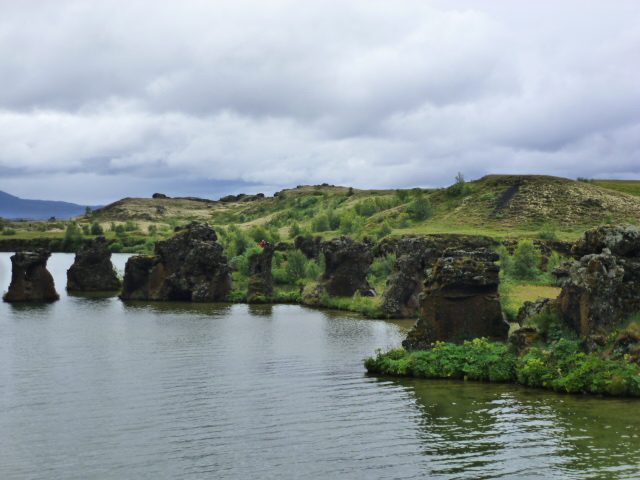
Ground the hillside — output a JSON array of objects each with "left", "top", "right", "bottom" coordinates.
[
  {"left": 0, "top": 190, "right": 102, "bottom": 219},
  {"left": 78, "top": 175, "right": 640, "bottom": 241},
  {"left": 2, "top": 175, "right": 640, "bottom": 252}
]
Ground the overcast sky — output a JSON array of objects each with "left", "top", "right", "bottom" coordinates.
[{"left": 1, "top": 0, "right": 639, "bottom": 204}]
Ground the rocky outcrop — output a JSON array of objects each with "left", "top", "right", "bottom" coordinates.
[
  {"left": 553, "top": 225, "right": 640, "bottom": 337},
  {"left": 516, "top": 297, "right": 555, "bottom": 325},
  {"left": 3, "top": 249, "right": 59, "bottom": 302},
  {"left": 318, "top": 236, "right": 375, "bottom": 297},
  {"left": 379, "top": 235, "right": 497, "bottom": 318},
  {"left": 247, "top": 242, "right": 275, "bottom": 301},
  {"left": 403, "top": 249, "right": 508, "bottom": 350},
  {"left": 294, "top": 235, "right": 324, "bottom": 261},
  {"left": 66, "top": 236, "right": 121, "bottom": 291},
  {"left": 119, "top": 221, "right": 232, "bottom": 301}
]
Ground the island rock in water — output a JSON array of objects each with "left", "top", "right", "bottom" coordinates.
[
  {"left": 3, "top": 249, "right": 59, "bottom": 302},
  {"left": 119, "top": 221, "right": 232, "bottom": 301},
  {"left": 66, "top": 236, "right": 121, "bottom": 291}
]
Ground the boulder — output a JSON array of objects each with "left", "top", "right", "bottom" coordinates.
[
  {"left": 66, "top": 236, "right": 121, "bottom": 291},
  {"left": 120, "top": 221, "right": 232, "bottom": 301},
  {"left": 3, "top": 249, "right": 59, "bottom": 302},
  {"left": 516, "top": 297, "right": 555, "bottom": 325},
  {"left": 247, "top": 242, "right": 275, "bottom": 301},
  {"left": 152, "top": 193, "right": 170, "bottom": 199},
  {"left": 402, "top": 249, "right": 508, "bottom": 350},
  {"left": 318, "top": 236, "right": 375, "bottom": 297},
  {"left": 379, "top": 235, "right": 497, "bottom": 318}
]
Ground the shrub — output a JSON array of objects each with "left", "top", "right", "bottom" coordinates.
[
  {"left": 311, "top": 213, "right": 331, "bottom": 232},
  {"left": 90, "top": 221, "right": 104, "bottom": 235},
  {"left": 2, "top": 228, "right": 16, "bottom": 236},
  {"left": 405, "top": 195, "right": 433, "bottom": 221},
  {"left": 62, "top": 222, "right": 84, "bottom": 252},
  {"left": 108, "top": 242, "right": 124, "bottom": 253},
  {"left": 82, "top": 225, "right": 90, "bottom": 235},
  {"left": 446, "top": 172, "right": 472, "bottom": 197},
  {"left": 369, "top": 254, "right": 396, "bottom": 283},
  {"left": 511, "top": 240, "right": 542, "bottom": 281},
  {"left": 124, "top": 220, "right": 139, "bottom": 232}
]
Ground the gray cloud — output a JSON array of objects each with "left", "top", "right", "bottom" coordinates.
[{"left": 0, "top": 0, "right": 638, "bottom": 203}]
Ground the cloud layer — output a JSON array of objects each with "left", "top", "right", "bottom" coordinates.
[{"left": 1, "top": 0, "right": 639, "bottom": 203}]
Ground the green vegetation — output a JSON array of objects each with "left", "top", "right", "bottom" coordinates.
[{"left": 365, "top": 313, "right": 640, "bottom": 397}]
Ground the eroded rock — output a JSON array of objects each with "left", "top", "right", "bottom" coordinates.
[
  {"left": 120, "top": 221, "right": 232, "bottom": 301},
  {"left": 319, "top": 236, "right": 375, "bottom": 297},
  {"left": 552, "top": 225, "right": 640, "bottom": 337},
  {"left": 403, "top": 249, "right": 508, "bottom": 350},
  {"left": 66, "top": 236, "right": 121, "bottom": 291},
  {"left": 4, "top": 249, "right": 59, "bottom": 302},
  {"left": 379, "top": 235, "right": 497, "bottom": 318},
  {"left": 248, "top": 242, "right": 275, "bottom": 301}
]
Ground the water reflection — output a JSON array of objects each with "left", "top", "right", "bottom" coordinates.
[{"left": 388, "top": 378, "right": 640, "bottom": 479}]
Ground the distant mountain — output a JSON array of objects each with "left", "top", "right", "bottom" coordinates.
[{"left": 0, "top": 190, "right": 103, "bottom": 220}]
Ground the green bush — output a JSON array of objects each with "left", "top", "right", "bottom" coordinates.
[
  {"left": 90, "top": 221, "right": 104, "bottom": 235},
  {"left": 446, "top": 172, "right": 472, "bottom": 197},
  {"left": 405, "top": 195, "right": 432, "bottom": 221},
  {"left": 1, "top": 228, "right": 17, "bottom": 236},
  {"left": 512, "top": 240, "right": 542, "bottom": 280},
  {"left": 369, "top": 254, "right": 396, "bottom": 283},
  {"left": 62, "top": 222, "right": 84, "bottom": 252},
  {"left": 108, "top": 242, "right": 124, "bottom": 253},
  {"left": 311, "top": 213, "right": 331, "bottom": 232}
]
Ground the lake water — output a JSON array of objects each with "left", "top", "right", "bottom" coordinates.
[{"left": 1, "top": 252, "right": 640, "bottom": 480}]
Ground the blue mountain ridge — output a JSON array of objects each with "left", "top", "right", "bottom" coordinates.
[{"left": 0, "top": 190, "right": 103, "bottom": 220}]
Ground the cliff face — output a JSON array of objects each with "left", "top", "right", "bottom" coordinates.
[
  {"left": 3, "top": 249, "right": 59, "bottom": 302},
  {"left": 119, "top": 221, "right": 232, "bottom": 301}
]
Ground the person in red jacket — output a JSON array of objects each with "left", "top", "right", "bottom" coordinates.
[{"left": 259, "top": 239, "right": 266, "bottom": 248}]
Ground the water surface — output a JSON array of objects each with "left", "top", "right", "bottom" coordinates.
[{"left": 1, "top": 253, "right": 639, "bottom": 479}]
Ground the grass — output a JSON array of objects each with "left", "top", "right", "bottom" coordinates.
[{"left": 592, "top": 180, "right": 640, "bottom": 198}]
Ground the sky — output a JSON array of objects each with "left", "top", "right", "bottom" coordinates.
[{"left": 0, "top": 0, "right": 639, "bottom": 205}]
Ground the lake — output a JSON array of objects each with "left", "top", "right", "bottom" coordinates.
[{"left": 1, "top": 252, "right": 639, "bottom": 479}]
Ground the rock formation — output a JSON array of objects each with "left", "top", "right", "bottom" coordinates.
[
  {"left": 553, "top": 225, "right": 640, "bottom": 338},
  {"left": 403, "top": 249, "right": 508, "bottom": 350},
  {"left": 379, "top": 235, "right": 497, "bottom": 318},
  {"left": 3, "top": 249, "right": 59, "bottom": 302},
  {"left": 247, "top": 242, "right": 275, "bottom": 301},
  {"left": 294, "top": 235, "right": 324, "bottom": 261},
  {"left": 66, "top": 236, "right": 121, "bottom": 291},
  {"left": 318, "top": 236, "right": 375, "bottom": 297},
  {"left": 119, "top": 221, "right": 232, "bottom": 301}
]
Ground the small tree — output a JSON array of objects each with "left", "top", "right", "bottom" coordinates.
[
  {"left": 512, "top": 240, "right": 541, "bottom": 281},
  {"left": 446, "top": 172, "right": 471, "bottom": 197},
  {"left": 405, "top": 193, "right": 433, "bottom": 221},
  {"left": 62, "top": 222, "right": 84, "bottom": 252},
  {"left": 90, "top": 221, "right": 104, "bottom": 235}
]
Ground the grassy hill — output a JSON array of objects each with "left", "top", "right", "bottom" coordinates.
[{"left": 2, "top": 175, "right": 640, "bottom": 252}]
